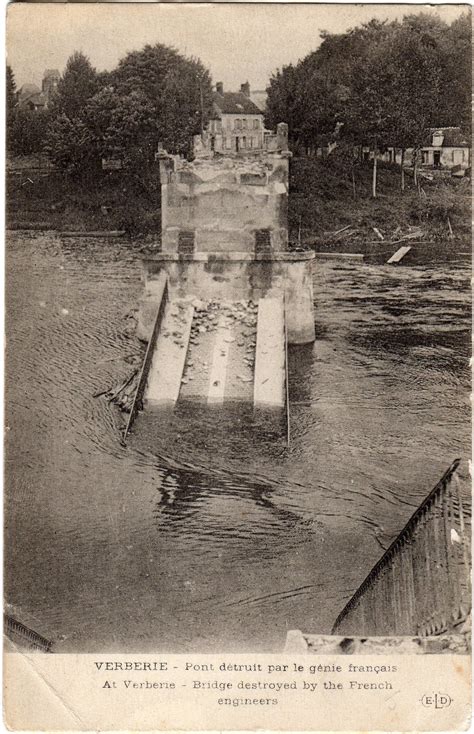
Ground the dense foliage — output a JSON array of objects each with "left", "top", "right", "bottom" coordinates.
[
  {"left": 8, "top": 44, "right": 213, "bottom": 175},
  {"left": 6, "top": 65, "right": 16, "bottom": 112},
  {"left": 266, "top": 12, "right": 471, "bottom": 194}
]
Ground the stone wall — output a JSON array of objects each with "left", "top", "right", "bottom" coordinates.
[
  {"left": 142, "top": 252, "right": 315, "bottom": 344},
  {"left": 158, "top": 148, "right": 290, "bottom": 254}
]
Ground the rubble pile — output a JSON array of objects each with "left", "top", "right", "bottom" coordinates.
[
  {"left": 180, "top": 156, "right": 271, "bottom": 178},
  {"left": 182, "top": 299, "right": 258, "bottom": 386}
]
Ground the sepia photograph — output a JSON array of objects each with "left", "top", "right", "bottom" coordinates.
[{"left": 3, "top": 1, "right": 472, "bottom": 729}]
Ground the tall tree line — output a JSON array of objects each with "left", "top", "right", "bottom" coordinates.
[
  {"left": 265, "top": 12, "right": 471, "bottom": 194},
  {"left": 7, "top": 44, "right": 213, "bottom": 174}
]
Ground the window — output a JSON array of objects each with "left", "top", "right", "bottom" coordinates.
[
  {"left": 242, "top": 119, "right": 247, "bottom": 129},
  {"left": 178, "top": 230, "right": 195, "bottom": 254},
  {"left": 255, "top": 229, "right": 271, "bottom": 253},
  {"left": 253, "top": 119, "right": 259, "bottom": 129},
  {"left": 242, "top": 136, "right": 246, "bottom": 148},
  {"left": 235, "top": 119, "right": 241, "bottom": 130}
]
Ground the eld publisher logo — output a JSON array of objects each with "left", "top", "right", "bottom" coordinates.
[{"left": 421, "top": 693, "right": 452, "bottom": 709}]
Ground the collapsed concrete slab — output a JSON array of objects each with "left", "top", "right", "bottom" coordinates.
[
  {"left": 254, "top": 297, "right": 285, "bottom": 409},
  {"left": 144, "top": 300, "right": 194, "bottom": 408}
]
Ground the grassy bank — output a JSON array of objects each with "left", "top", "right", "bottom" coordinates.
[
  {"left": 288, "top": 156, "right": 471, "bottom": 260},
  {"left": 7, "top": 155, "right": 471, "bottom": 261},
  {"left": 6, "top": 160, "right": 162, "bottom": 237}
]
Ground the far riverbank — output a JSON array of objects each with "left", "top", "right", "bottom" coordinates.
[{"left": 6, "top": 155, "right": 471, "bottom": 263}]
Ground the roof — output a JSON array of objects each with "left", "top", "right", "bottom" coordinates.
[
  {"left": 43, "top": 69, "right": 60, "bottom": 78},
  {"left": 18, "top": 83, "right": 40, "bottom": 96},
  {"left": 17, "top": 84, "right": 46, "bottom": 107},
  {"left": 424, "top": 127, "right": 471, "bottom": 148},
  {"left": 212, "top": 91, "right": 263, "bottom": 116}
]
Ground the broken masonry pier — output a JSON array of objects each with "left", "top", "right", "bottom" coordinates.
[{"left": 126, "top": 124, "right": 315, "bottom": 437}]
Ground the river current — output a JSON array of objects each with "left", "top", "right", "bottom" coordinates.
[{"left": 5, "top": 232, "right": 470, "bottom": 652}]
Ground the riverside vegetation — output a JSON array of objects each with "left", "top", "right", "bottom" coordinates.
[
  {"left": 6, "top": 11, "right": 471, "bottom": 255},
  {"left": 7, "top": 155, "right": 471, "bottom": 261}
]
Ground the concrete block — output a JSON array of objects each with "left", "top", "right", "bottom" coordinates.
[
  {"left": 207, "top": 315, "right": 232, "bottom": 404},
  {"left": 254, "top": 297, "right": 285, "bottom": 409},
  {"left": 144, "top": 301, "right": 194, "bottom": 407}
]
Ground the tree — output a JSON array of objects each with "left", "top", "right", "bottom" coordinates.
[
  {"left": 265, "top": 11, "right": 470, "bottom": 196},
  {"left": 438, "top": 12, "right": 472, "bottom": 131},
  {"left": 6, "top": 65, "right": 16, "bottom": 112},
  {"left": 346, "top": 26, "right": 395, "bottom": 197},
  {"left": 394, "top": 26, "right": 441, "bottom": 188},
  {"left": 49, "top": 51, "right": 98, "bottom": 119},
  {"left": 159, "top": 58, "right": 212, "bottom": 154},
  {"left": 44, "top": 113, "right": 95, "bottom": 173},
  {"left": 84, "top": 87, "right": 158, "bottom": 169},
  {"left": 111, "top": 44, "right": 213, "bottom": 155},
  {"left": 44, "top": 43, "right": 213, "bottom": 173},
  {"left": 266, "top": 64, "right": 302, "bottom": 148},
  {"left": 6, "top": 64, "right": 17, "bottom": 154},
  {"left": 8, "top": 108, "right": 50, "bottom": 156}
]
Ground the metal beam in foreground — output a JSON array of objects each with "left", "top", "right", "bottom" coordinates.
[{"left": 121, "top": 279, "right": 169, "bottom": 444}]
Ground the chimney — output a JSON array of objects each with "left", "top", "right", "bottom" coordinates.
[
  {"left": 216, "top": 82, "right": 224, "bottom": 95},
  {"left": 240, "top": 81, "right": 250, "bottom": 97}
]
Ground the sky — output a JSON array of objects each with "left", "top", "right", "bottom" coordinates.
[{"left": 6, "top": 2, "right": 468, "bottom": 91}]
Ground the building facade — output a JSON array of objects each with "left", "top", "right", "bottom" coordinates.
[
  {"left": 420, "top": 128, "right": 471, "bottom": 170},
  {"left": 16, "top": 83, "right": 46, "bottom": 110},
  {"left": 207, "top": 82, "right": 265, "bottom": 154},
  {"left": 358, "top": 127, "right": 471, "bottom": 171}
]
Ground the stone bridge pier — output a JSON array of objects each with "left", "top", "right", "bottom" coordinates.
[{"left": 135, "top": 126, "right": 315, "bottom": 417}]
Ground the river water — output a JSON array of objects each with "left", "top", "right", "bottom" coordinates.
[{"left": 5, "top": 232, "right": 470, "bottom": 652}]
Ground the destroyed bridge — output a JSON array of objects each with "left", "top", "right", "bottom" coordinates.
[{"left": 124, "top": 123, "right": 314, "bottom": 440}]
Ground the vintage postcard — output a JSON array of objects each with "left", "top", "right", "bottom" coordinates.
[{"left": 4, "top": 2, "right": 472, "bottom": 731}]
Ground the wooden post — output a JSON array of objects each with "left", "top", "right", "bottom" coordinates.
[
  {"left": 400, "top": 149, "right": 405, "bottom": 192},
  {"left": 372, "top": 148, "right": 377, "bottom": 198}
]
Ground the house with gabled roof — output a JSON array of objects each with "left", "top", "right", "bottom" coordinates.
[
  {"left": 17, "top": 83, "right": 47, "bottom": 111},
  {"left": 16, "top": 69, "right": 60, "bottom": 111},
  {"left": 207, "top": 82, "right": 265, "bottom": 154},
  {"left": 420, "top": 127, "right": 471, "bottom": 170}
]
